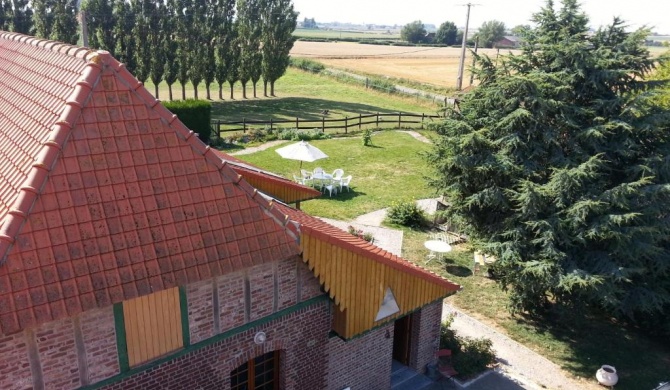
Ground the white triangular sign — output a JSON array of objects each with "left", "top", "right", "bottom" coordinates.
[{"left": 375, "top": 287, "right": 400, "bottom": 321}]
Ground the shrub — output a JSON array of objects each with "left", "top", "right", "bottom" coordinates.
[
  {"left": 439, "top": 315, "right": 496, "bottom": 379},
  {"left": 347, "top": 225, "right": 374, "bottom": 243},
  {"left": 452, "top": 338, "right": 496, "bottom": 378},
  {"left": 276, "top": 128, "right": 331, "bottom": 141},
  {"left": 290, "top": 58, "right": 326, "bottom": 73},
  {"left": 387, "top": 200, "right": 426, "bottom": 228},
  {"left": 163, "top": 99, "right": 212, "bottom": 143},
  {"left": 362, "top": 129, "right": 373, "bottom": 146}
]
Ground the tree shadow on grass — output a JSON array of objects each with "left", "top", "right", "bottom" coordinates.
[
  {"left": 511, "top": 307, "right": 670, "bottom": 390},
  {"left": 211, "top": 97, "right": 417, "bottom": 122},
  {"left": 445, "top": 265, "right": 473, "bottom": 277}
]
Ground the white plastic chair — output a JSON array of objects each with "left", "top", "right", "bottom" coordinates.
[
  {"left": 313, "top": 167, "right": 324, "bottom": 177},
  {"left": 340, "top": 175, "right": 352, "bottom": 192},
  {"left": 323, "top": 179, "right": 337, "bottom": 197}
]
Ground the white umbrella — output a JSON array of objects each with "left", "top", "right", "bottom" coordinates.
[{"left": 275, "top": 140, "right": 328, "bottom": 168}]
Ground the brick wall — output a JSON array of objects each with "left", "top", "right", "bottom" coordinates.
[
  {"left": 79, "top": 306, "right": 119, "bottom": 383},
  {"left": 326, "top": 324, "right": 394, "bottom": 390},
  {"left": 248, "top": 262, "right": 275, "bottom": 321},
  {"left": 97, "top": 299, "right": 330, "bottom": 390},
  {"left": 277, "top": 257, "right": 297, "bottom": 311},
  {"left": 187, "top": 280, "right": 215, "bottom": 343},
  {"left": 409, "top": 300, "right": 443, "bottom": 373},
  {"left": 217, "top": 270, "right": 246, "bottom": 332},
  {"left": 0, "top": 331, "right": 32, "bottom": 389},
  {"left": 35, "top": 317, "right": 80, "bottom": 389},
  {"left": 299, "top": 259, "right": 323, "bottom": 301}
]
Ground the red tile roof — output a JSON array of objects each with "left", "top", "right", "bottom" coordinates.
[
  {"left": 212, "top": 150, "right": 321, "bottom": 203},
  {"left": 273, "top": 202, "right": 460, "bottom": 292},
  {"left": 0, "top": 32, "right": 300, "bottom": 334}
]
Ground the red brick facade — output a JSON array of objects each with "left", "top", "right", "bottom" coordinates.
[
  {"left": 0, "top": 256, "right": 445, "bottom": 390},
  {"left": 409, "top": 300, "right": 443, "bottom": 373},
  {"left": 187, "top": 280, "right": 215, "bottom": 344},
  {"left": 98, "top": 299, "right": 331, "bottom": 390},
  {"left": 35, "top": 318, "right": 80, "bottom": 388},
  {"left": 0, "top": 331, "right": 32, "bottom": 389},
  {"left": 79, "top": 307, "right": 119, "bottom": 384},
  {"left": 326, "top": 325, "right": 395, "bottom": 390}
]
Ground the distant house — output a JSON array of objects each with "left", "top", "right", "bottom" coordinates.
[
  {"left": 0, "top": 31, "right": 460, "bottom": 390},
  {"left": 494, "top": 35, "right": 521, "bottom": 48}
]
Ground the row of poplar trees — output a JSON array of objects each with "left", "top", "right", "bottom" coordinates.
[{"left": 0, "top": 0, "right": 298, "bottom": 100}]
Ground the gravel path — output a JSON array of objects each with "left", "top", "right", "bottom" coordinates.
[
  {"left": 442, "top": 304, "right": 597, "bottom": 390},
  {"left": 229, "top": 140, "right": 288, "bottom": 155}
]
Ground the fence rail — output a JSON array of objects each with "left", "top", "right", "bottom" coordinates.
[{"left": 211, "top": 112, "right": 442, "bottom": 136}]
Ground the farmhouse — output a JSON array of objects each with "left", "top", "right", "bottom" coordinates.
[
  {"left": 493, "top": 35, "right": 521, "bottom": 48},
  {"left": 0, "top": 32, "right": 460, "bottom": 390}
]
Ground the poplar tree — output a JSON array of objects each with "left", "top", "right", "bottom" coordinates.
[
  {"left": 163, "top": 0, "right": 179, "bottom": 100},
  {"left": 113, "top": 0, "right": 135, "bottom": 73},
  {"left": 48, "top": 0, "right": 78, "bottom": 44},
  {"left": 202, "top": 0, "right": 219, "bottom": 100},
  {"left": 8, "top": 0, "right": 34, "bottom": 34},
  {"left": 187, "top": 0, "right": 207, "bottom": 99},
  {"left": 148, "top": 0, "right": 167, "bottom": 98},
  {"left": 427, "top": 0, "right": 670, "bottom": 325},
  {"left": 130, "top": 0, "right": 151, "bottom": 83},
  {"left": 174, "top": 0, "right": 191, "bottom": 100},
  {"left": 1, "top": 0, "right": 10, "bottom": 30},
  {"left": 214, "top": 0, "right": 236, "bottom": 100},
  {"left": 260, "top": 0, "right": 297, "bottom": 96},
  {"left": 225, "top": 25, "right": 240, "bottom": 99},
  {"left": 81, "top": 0, "right": 116, "bottom": 51},
  {"left": 237, "top": 0, "right": 261, "bottom": 99}
]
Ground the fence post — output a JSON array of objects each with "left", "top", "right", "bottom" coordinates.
[
  {"left": 217, "top": 120, "right": 221, "bottom": 140},
  {"left": 322, "top": 116, "right": 325, "bottom": 133},
  {"left": 345, "top": 117, "right": 348, "bottom": 134},
  {"left": 365, "top": 78, "right": 369, "bottom": 89},
  {"left": 296, "top": 117, "right": 299, "bottom": 129},
  {"left": 398, "top": 112, "right": 401, "bottom": 129},
  {"left": 359, "top": 114, "right": 362, "bottom": 131},
  {"left": 270, "top": 118, "right": 273, "bottom": 131},
  {"left": 243, "top": 118, "right": 246, "bottom": 133},
  {"left": 376, "top": 112, "right": 379, "bottom": 129},
  {"left": 421, "top": 113, "right": 425, "bottom": 129}
]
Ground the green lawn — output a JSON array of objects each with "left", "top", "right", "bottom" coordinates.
[
  {"left": 293, "top": 28, "right": 401, "bottom": 40},
  {"left": 238, "top": 131, "right": 436, "bottom": 220},
  {"left": 237, "top": 132, "right": 670, "bottom": 389}
]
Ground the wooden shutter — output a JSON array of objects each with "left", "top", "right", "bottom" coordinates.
[{"left": 122, "top": 287, "right": 184, "bottom": 367}]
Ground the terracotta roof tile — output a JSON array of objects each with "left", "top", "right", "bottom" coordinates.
[{"left": 0, "top": 32, "right": 300, "bottom": 334}]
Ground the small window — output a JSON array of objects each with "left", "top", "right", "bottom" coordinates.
[{"left": 231, "top": 350, "right": 280, "bottom": 390}]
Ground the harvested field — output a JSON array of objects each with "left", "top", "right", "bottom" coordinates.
[{"left": 291, "top": 41, "right": 518, "bottom": 88}]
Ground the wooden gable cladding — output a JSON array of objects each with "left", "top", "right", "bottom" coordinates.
[
  {"left": 301, "top": 232, "right": 454, "bottom": 339},
  {"left": 236, "top": 170, "right": 321, "bottom": 204}
]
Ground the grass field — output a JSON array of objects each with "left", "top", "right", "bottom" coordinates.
[
  {"left": 145, "top": 68, "right": 441, "bottom": 137},
  {"left": 291, "top": 41, "right": 516, "bottom": 89},
  {"left": 239, "top": 131, "right": 435, "bottom": 220},
  {"left": 294, "top": 28, "right": 400, "bottom": 40}
]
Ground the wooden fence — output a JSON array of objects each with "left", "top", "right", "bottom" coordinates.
[{"left": 211, "top": 112, "right": 442, "bottom": 137}]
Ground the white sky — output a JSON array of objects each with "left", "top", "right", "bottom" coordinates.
[{"left": 292, "top": 0, "right": 670, "bottom": 34}]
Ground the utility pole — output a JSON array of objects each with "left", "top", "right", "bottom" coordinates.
[{"left": 456, "top": 3, "right": 477, "bottom": 90}]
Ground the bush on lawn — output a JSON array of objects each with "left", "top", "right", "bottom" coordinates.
[{"left": 387, "top": 200, "right": 426, "bottom": 228}]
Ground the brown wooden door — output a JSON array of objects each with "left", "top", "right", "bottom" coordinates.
[{"left": 392, "top": 314, "right": 413, "bottom": 365}]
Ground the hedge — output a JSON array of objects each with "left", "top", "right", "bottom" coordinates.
[{"left": 162, "top": 99, "right": 212, "bottom": 143}]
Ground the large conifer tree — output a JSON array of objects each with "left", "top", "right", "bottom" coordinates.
[{"left": 428, "top": 0, "right": 670, "bottom": 324}]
